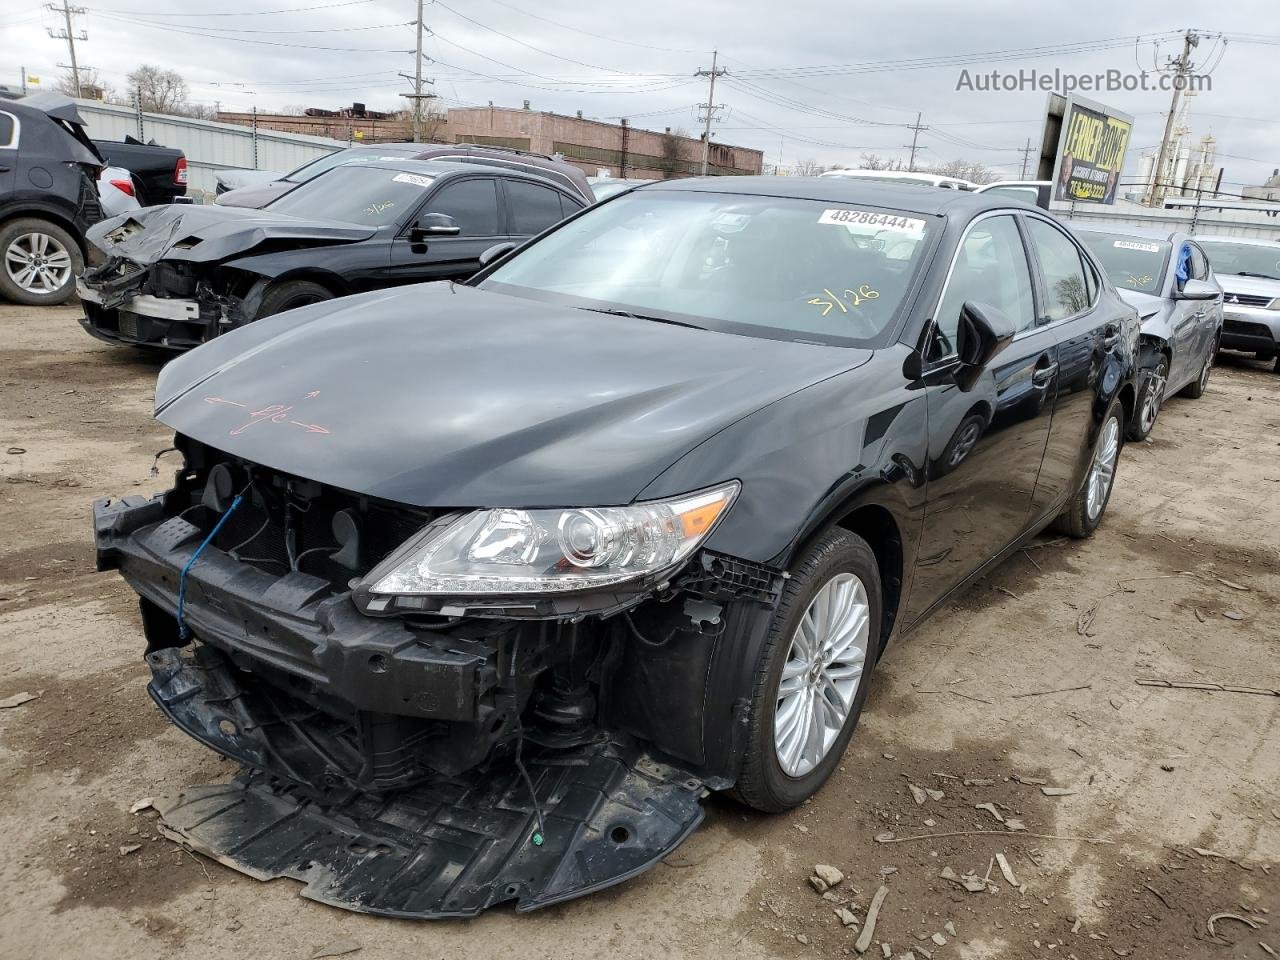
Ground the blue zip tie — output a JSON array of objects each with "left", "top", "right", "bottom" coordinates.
[{"left": 176, "top": 493, "right": 244, "bottom": 640}]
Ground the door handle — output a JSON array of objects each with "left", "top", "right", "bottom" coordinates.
[
  {"left": 1032, "top": 361, "right": 1059, "bottom": 386},
  {"left": 1102, "top": 326, "right": 1119, "bottom": 350}
]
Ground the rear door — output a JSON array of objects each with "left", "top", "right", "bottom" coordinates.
[
  {"left": 0, "top": 111, "right": 17, "bottom": 200},
  {"left": 387, "top": 175, "right": 505, "bottom": 284},
  {"left": 501, "top": 177, "right": 584, "bottom": 243},
  {"left": 1022, "top": 215, "right": 1113, "bottom": 516},
  {"left": 904, "top": 212, "right": 1058, "bottom": 620}
]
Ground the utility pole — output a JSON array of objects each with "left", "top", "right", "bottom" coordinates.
[
  {"left": 695, "top": 50, "right": 727, "bottom": 176},
  {"left": 412, "top": 0, "right": 424, "bottom": 142},
  {"left": 1018, "top": 137, "right": 1035, "bottom": 179},
  {"left": 904, "top": 112, "right": 928, "bottom": 172},
  {"left": 399, "top": 2, "right": 436, "bottom": 145},
  {"left": 46, "top": 2, "right": 88, "bottom": 97},
  {"left": 1148, "top": 29, "right": 1199, "bottom": 208}
]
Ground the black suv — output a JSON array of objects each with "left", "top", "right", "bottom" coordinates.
[{"left": 0, "top": 94, "right": 105, "bottom": 305}]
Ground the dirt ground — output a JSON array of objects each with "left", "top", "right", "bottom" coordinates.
[{"left": 1, "top": 303, "right": 1277, "bottom": 960}]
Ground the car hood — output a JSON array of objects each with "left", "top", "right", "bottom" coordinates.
[
  {"left": 1218, "top": 273, "right": 1280, "bottom": 298},
  {"left": 86, "top": 204, "right": 376, "bottom": 265},
  {"left": 154, "top": 283, "right": 873, "bottom": 508},
  {"left": 215, "top": 180, "right": 294, "bottom": 210}
]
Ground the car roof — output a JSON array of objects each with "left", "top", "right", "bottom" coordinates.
[
  {"left": 338, "top": 157, "right": 581, "bottom": 188},
  {"left": 644, "top": 176, "right": 1021, "bottom": 218},
  {"left": 1195, "top": 234, "right": 1280, "bottom": 248},
  {"left": 1068, "top": 221, "right": 1183, "bottom": 243}
]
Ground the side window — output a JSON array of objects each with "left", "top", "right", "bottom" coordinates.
[
  {"left": 559, "top": 193, "right": 584, "bottom": 219},
  {"left": 1189, "top": 244, "right": 1210, "bottom": 281},
  {"left": 0, "top": 113, "right": 15, "bottom": 149},
  {"left": 933, "top": 215, "right": 1036, "bottom": 357},
  {"left": 507, "top": 180, "right": 568, "bottom": 235},
  {"left": 1027, "top": 219, "right": 1091, "bottom": 321},
  {"left": 424, "top": 178, "right": 500, "bottom": 237}
]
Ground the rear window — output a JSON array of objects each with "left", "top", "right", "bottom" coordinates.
[
  {"left": 266, "top": 166, "right": 435, "bottom": 226},
  {"left": 0, "top": 112, "right": 15, "bottom": 149}
]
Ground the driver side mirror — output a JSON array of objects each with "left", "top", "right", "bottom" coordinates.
[
  {"left": 410, "top": 212, "right": 461, "bottom": 243},
  {"left": 1177, "top": 278, "right": 1219, "bottom": 301},
  {"left": 954, "top": 300, "right": 1016, "bottom": 391},
  {"left": 478, "top": 241, "right": 519, "bottom": 266}
]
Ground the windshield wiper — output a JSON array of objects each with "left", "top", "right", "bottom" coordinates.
[
  {"left": 1234, "top": 271, "right": 1280, "bottom": 280},
  {"left": 580, "top": 306, "right": 705, "bottom": 330}
]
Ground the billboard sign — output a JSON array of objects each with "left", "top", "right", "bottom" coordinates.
[{"left": 1046, "top": 95, "right": 1133, "bottom": 205}]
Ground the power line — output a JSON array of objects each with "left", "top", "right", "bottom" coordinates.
[
  {"left": 90, "top": 12, "right": 414, "bottom": 52},
  {"left": 430, "top": 0, "right": 649, "bottom": 76},
  {"left": 473, "top": 0, "right": 708, "bottom": 54},
  {"left": 94, "top": 0, "right": 376, "bottom": 16}
]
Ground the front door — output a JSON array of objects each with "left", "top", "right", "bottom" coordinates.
[
  {"left": 388, "top": 176, "right": 506, "bottom": 285},
  {"left": 904, "top": 213, "right": 1058, "bottom": 623}
]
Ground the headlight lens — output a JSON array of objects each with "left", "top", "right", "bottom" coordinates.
[
  {"left": 1267, "top": 297, "right": 1280, "bottom": 310},
  {"left": 362, "top": 481, "right": 739, "bottom": 599}
]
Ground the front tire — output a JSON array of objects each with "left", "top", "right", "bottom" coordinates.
[
  {"left": 254, "top": 279, "right": 333, "bottom": 320},
  {"left": 1127, "top": 356, "right": 1167, "bottom": 441},
  {"left": 0, "top": 218, "right": 83, "bottom": 306},
  {"left": 1052, "top": 398, "right": 1123, "bottom": 538},
  {"left": 731, "top": 529, "right": 883, "bottom": 813}
]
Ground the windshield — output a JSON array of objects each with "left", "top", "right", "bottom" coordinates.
[
  {"left": 266, "top": 166, "right": 434, "bottom": 226},
  {"left": 1198, "top": 240, "right": 1280, "bottom": 282},
  {"left": 1078, "top": 232, "right": 1171, "bottom": 294},
  {"left": 479, "top": 190, "right": 936, "bottom": 347},
  {"left": 283, "top": 148, "right": 413, "bottom": 184}
]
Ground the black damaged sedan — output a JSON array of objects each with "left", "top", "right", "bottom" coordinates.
[{"left": 93, "top": 177, "right": 1140, "bottom": 917}]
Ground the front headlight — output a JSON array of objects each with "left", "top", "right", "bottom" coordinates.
[
  {"left": 1267, "top": 297, "right": 1280, "bottom": 311},
  {"left": 357, "top": 481, "right": 739, "bottom": 610}
]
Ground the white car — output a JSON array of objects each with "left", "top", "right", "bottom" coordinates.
[
  {"left": 97, "top": 166, "right": 141, "bottom": 218},
  {"left": 819, "top": 169, "right": 976, "bottom": 190},
  {"left": 1195, "top": 236, "right": 1280, "bottom": 374}
]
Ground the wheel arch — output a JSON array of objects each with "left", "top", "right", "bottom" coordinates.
[{"left": 0, "top": 207, "right": 87, "bottom": 257}]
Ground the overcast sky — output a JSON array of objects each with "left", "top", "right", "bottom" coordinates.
[{"left": 2, "top": 0, "right": 1277, "bottom": 190}]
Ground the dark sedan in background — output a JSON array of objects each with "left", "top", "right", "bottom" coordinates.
[
  {"left": 93, "top": 178, "right": 1139, "bottom": 916},
  {"left": 77, "top": 158, "right": 587, "bottom": 349},
  {"left": 1073, "top": 223, "right": 1222, "bottom": 438}
]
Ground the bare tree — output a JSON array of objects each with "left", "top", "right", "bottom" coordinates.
[
  {"left": 857, "top": 152, "right": 904, "bottom": 171},
  {"left": 793, "top": 158, "right": 827, "bottom": 177},
  {"left": 54, "top": 67, "right": 114, "bottom": 101},
  {"left": 658, "top": 127, "right": 690, "bottom": 177},
  {"left": 128, "top": 64, "right": 190, "bottom": 114},
  {"left": 928, "top": 159, "right": 998, "bottom": 184}
]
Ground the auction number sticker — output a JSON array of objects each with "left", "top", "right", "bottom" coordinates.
[
  {"left": 393, "top": 172, "right": 435, "bottom": 187},
  {"left": 1113, "top": 240, "right": 1161, "bottom": 253},
  {"left": 819, "top": 209, "right": 925, "bottom": 235}
]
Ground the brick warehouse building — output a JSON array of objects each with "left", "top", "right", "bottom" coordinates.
[
  {"left": 444, "top": 105, "right": 764, "bottom": 179},
  {"left": 217, "top": 103, "right": 764, "bottom": 179}
]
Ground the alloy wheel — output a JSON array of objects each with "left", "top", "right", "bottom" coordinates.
[
  {"left": 774, "top": 572, "right": 869, "bottom": 778},
  {"left": 1086, "top": 416, "right": 1120, "bottom": 520},
  {"left": 1139, "top": 362, "right": 1167, "bottom": 434},
  {"left": 4, "top": 232, "right": 73, "bottom": 295}
]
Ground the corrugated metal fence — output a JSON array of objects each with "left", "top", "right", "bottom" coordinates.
[
  {"left": 74, "top": 99, "right": 345, "bottom": 201},
  {"left": 1050, "top": 199, "right": 1280, "bottom": 240}
]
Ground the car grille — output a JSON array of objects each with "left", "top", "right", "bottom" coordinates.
[
  {"left": 180, "top": 441, "right": 437, "bottom": 590},
  {"left": 1224, "top": 292, "right": 1273, "bottom": 308}
]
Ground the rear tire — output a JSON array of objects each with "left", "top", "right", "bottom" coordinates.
[
  {"left": 1127, "top": 356, "right": 1167, "bottom": 441},
  {"left": 731, "top": 529, "right": 883, "bottom": 813},
  {"left": 254, "top": 279, "right": 333, "bottom": 320},
  {"left": 1052, "top": 398, "right": 1123, "bottom": 539},
  {"left": 0, "top": 218, "right": 83, "bottom": 306}
]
